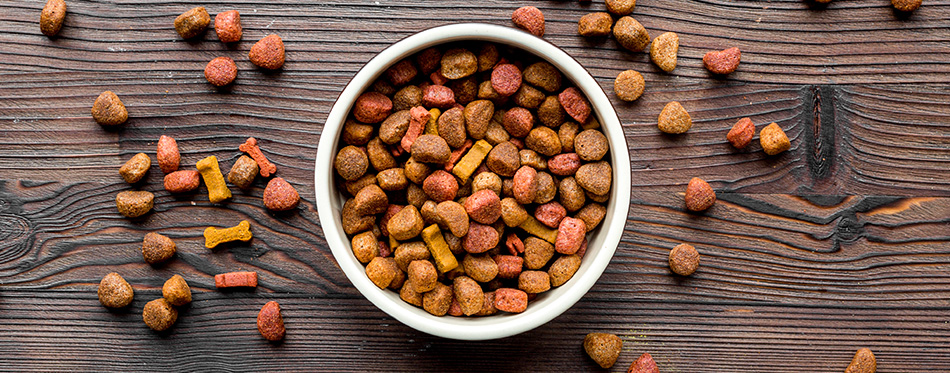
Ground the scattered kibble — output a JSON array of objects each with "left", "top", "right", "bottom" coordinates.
[
  {"left": 92, "top": 91, "right": 128, "bottom": 126},
  {"left": 650, "top": 32, "right": 679, "bottom": 72},
  {"left": 162, "top": 274, "right": 192, "bottom": 306},
  {"left": 759, "top": 122, "right": 790, "bottom": 155},
  {"left": 115, "top": 190, "right": 154, "bottom": 218},
  {"left": 204, "top": 220, "right": 252, "bottom": 249},
  {"left": 614, "top": 70, "right": 645, "bottom": 102},
  {"left": 205, "top": 56, "right": 237, "bottom": 87},
  {"left": 214, "top": 271, "right": 258, "bottom": 288},
  {"left": 657, "top": 101, "right": 692, "bottom": 134},
  {"left": 214, "top": 10, "right": 242, "bottom": 43},
  {"left": 98, "top": 272, "right": 134, "bottom": 308},
  {"left": 845, "top": 348, "right": 877, "bottom": 373},
  {"left": 703, "top": 47, "right": 741, "bottom": 75},
  {"left": 249, "top": 34, "right": 285, "bottom": 70},
  {"left": 668, "top": 243, "right": 700, "bottom": 276},
  {"left": 196, "top": 155, "right": 232, "bottom": 203},
  {"left": 257, "top": 301, "right": 286, "bottom": 341},
  {"left": 142, "top": 232, "right": 176, "bottom": 264},
  {"left": 511, "top": 6, "right": 545, "bottom": 37},
  {"left": 584, "top": 333, "right": 623, "bottom": 369},
  {"left": 174, "top": 7, "right": 210, "bottom": 40},
  {"left": 142, "top": 298, "right": 177, "bottom": 331},
  {"left": 119, "top": 153, "right": 151, "bottom": 184},
  {"left": 684, "top": 177, "right": 715, "bottom": 212},
  {"left": 39, "top": 0, "right": 66, "bottom": 37}
]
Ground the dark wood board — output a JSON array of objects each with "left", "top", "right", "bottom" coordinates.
[{"left": 1, "top": 0, "right": 949, "bottom": 371}]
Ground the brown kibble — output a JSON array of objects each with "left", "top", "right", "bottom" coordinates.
[
  {"left": 92, "top": 91, "right": 128, "bottom": 126},
  {"left": 98, "top": 272, "right": 133, "bottom": 308},
  {"left": 227, "top": 155, "right": 259, "bottom": 189},
  {"left": 575, "top": 161, "right": 612, "bottom": 196},
  {"left": 518, "top": 270, "right": 551, "bottom": 293},
  {"left": 453, "top": 276, "right": 485, "bottom": 316},
  {"left": 511, "top": 6, "right": 545, "bottom": 37},
  {"left": 463, "top": 223, "right": 499, "bottom": 254},
  {"left": 257, "top": 301, "right": 285, "bottom": 341},
  {"left": 584, "top": 333, "right": 623, "bottom": 369},
  {"left": 143, "top": 298, "right": 178, "bottom": 331},
  {"left": 464, "top": 100, "right": 494, "bottom": 140},
  {"left": 524, "top": 236, "right": 554, "bottom": 269},
  {"left": 559, "top": 177, "right": 587, "bottom": 212},
  {"left": 437, "top": 106, "right": 467, "bottom": 148},
  {"left": 650, "top": 32, "right": 679, "bottom": 72},
  {"left": 614, "top": 70, "right": 645, "bottom": 102},
  {"left": 892, "top": 0, "right": 921, "bottom": 12},
  {"left": 549, "top": 254, "right": 582, "bottom": 287},
  {"left": 658, "top": 101, "right": 692, "bottom": 134},
  {"left": 334, "top": 145, "right": 369, "bottom": 181},
  {"left": 116, "top": 191, "right": 154, "bottom": 218},
  {"left": 342, "top": 120, "right": 374, "bottom": 146},
  {"left": 142, "top": 232, "right": 176, "bottom": 264},
  {"left": 703, "top": 47, "right": 741, "bottom": 75},
  {"left": 523, "top": 62, "right": 561, "bottom": 93},
  {"left": 606, "top": 0, "right": 636, "bottom": 15},
  {"left": 119, "top": 153, "right": 151, "bottom": 184},
  {"left": 629, "top": 353, "right": 659, "bottom": 373},
  {"left": 156, "top": 135, "right": 180, "bottom": 174},
  {"left": 377, "top": 168, "right": 408, "bottom": 191},
  {"left": 164, "top": 170, "right": 201, "bottom": 193},
  {"left": 558, "top": 87, "right": 592, "bottom": 124},
  {"left": 614, "top": 17, "right": 650, "bottom": 52},
  {"left": 174, "top": 7, "right": 210, "bottom": 39},
  {"left": 422, "top": 282, "right": 453, "bottom": 316},
  {"left": 486, "top": 141, "right": 521, "bottom": 177},
  {"left": 400, "top": 281, "right": 424, "bottom": 306},
  {"left": 494, "top": 288, "right": 528, "bottom": 313},
  {"left": 500, "top": 197, "right": 529, "bottom": 227},
  {"left": 204, "top": 57, "right": 237, "bottom": 87},
  {"left": 441, "top": 48, "right": 478, "bottom": 80},
  {"left": 574, "top": 129, "right": 608, "bottom": 161},
  {"left": 351, "top": 231, "right": 379, "bottom": 264},
  {"left": 669, "top": 243, "right": 700, "bottom": 276},
  {"left": 264, "top": 177, "right": 300, "bottom": 211},
  {"left": 503, "top": 107, "right": 535, "bottom": 138},
  {"left": 463, "top": 254, "right": 499, "bottom": 283},
  {"left": 386, "top": 59, "right": 418, "bottom": 87},
  {"left": 162, "top": 274, "right": 191, "bottom": 306},
  {"left": 491, "top": 64, "right": 522, "bottom": 97},
  {"left": 214, "top": 10, "right": 242, "bottom": 43},
  {"left": 40, "top": 0, "right": 66, "bottom": 37},
  {"left": 576, "top": 203, "right": 606, "bottom": 232},
  {"left": 519, "top": 149, "right": 547, "bottom": 170},
  {"left": 394, "top": 242, "right": 430, "bottom": 271},
  {"left": 249, "top": 34, "right": 285, "bottom": 70},
  {"left": 342, "top": 199, "right": 375, "bottom": 235},
  {"left": 408, "top": 260, "right": 438, "bottom": 293},
  {"left": 392, "top": 86, "right": 423, "bottom": 113},
  {"left": 366, "top": 257, "right": 400, "bottom": 289},
  {"left": 685, "top": 177, "right": 716, "bottom": 212},
  {"left": 760, "top": 122, "right": 791, "bottom": 155},
  {"left": 727, "top": 117, "right": 755, "bottom": 149},
  {"left": 411, "top": 134, "right": 451, "bottom": 164},
  {"left": 472, "top": 172, "right": 502, "bottom": 195},
  {"left": 437, "top": 201, "right": 469, "bottom": 237},
  {"left": 845, "top": 348, "right": 877, "bottom": 373},
  {"left": 578, "top": 12, "right": 612, "bottom": 37},
  {"left": 388, "top": 205, "right": 424, "bottom": 241},
  {"left": 525, "top": 127, "right": 561, "bottom": 157}
]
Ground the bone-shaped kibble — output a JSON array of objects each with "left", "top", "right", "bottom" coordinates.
[
  {"left": 204, "top": 220, "right": 252, "bottom": 248},
  {"left": 239, "top": 137, "right": 277, "bottom": 177},
  {"left": 196, "top": 155, "right": 232, "bottom": 203}
]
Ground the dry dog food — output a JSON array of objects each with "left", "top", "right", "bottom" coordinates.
[
  {"left": 239, "top": 137, "right": 277, "bottom": 177},
  {"left": 196, "top": 155, "right": 232, "bottom": 203},
  {"left": 892, "top": 0, "right": 921, "bottom": 12},
  {"left": 629, "top": 353, "right": 659, "bottom": 373},
  {"left": 669, "top": 243, "right": 700, "bottom": 276},
  {"left": 584, "top": 333, "right": 623, "bottom": 369},
  {"left": 658, "top": 101, "right": 692, "bottom": 134},
  {"left": 845, "top": 348, "right": 877, "bottom": 373},
  {"left": 119, "top": 153, "right": 151, "bottom": 184},
  {"left": 727, "top": 117, "right": 755, "bottom": 149},
  {"left": 614, "top": 70, "right": 645, "bottom": 102},
  {"left": 606, "top": 0, "right": 636, "bottom": 15},
  {"left": 143, "top": 298, "right": 178, "bottom": 331},
  {"left": 760, "top": 122, "right": 790, "bottom": 155},
  {"left": 704, "top": 47, "right": 741, "bottom": 75},
  {"left": 116, "top": 190, "right": 154, "bottom": 218},
  {"left": 685, "top": 177, "right": 715, "bottom": 212},
  {"left": 98, "top": 272, "right": 133, "bottom": 308},
  {"left": 142, "top": 232, "right": 176, "bottom": 264},
  {"left": 156, "top": 135, "right": 180, "bottom": 174},
  {"left": 92, "top": 91, "right": 128, "bottom": 126},
  {"left": 40, "top": 0, "right": 66, "bottom": 37},
  {"left": 249, "top": 34, "right": 285, "bottom": 70},
  {"left": 614, "top": 17, "right": 650, "bottom": 52},
  {"left": 205, "top": 57, "right": 237, "bottom": 87},
  {"left": 578, "top": 12, "right": 613, "bottom": 37},
  {"left": 511, "top": 6, "right": 545, "bottom": 37},
  {"left": 214, "top": 10, "right": 242, "bottom": 43},
  {"left": 214, "top": 271, "right": 258, "bottom": 288},
  {"left": 228, "top": 155, "right": 259, "bottom": 189},
  {"left": 258, "top": 301, "right": 285, "bottom": 341},
  {"left": 333, "top": 42, "right": 613, "bottom": 317},
  {"left": 162, "top": 274, "right": 192, "bottom": 306},
  {"left": 204, "top": 220, "right": 252, "bottom": 249},
  {"left": 174, "top": 7, "right": 210, "bottom": 40},
  {"left": 164, "top": 170, "right": 200, "bottom": 193},
  {"left": 650, "top": 32, "right": 679, "bottom": 72},
  {"left": 263, "top": 177, "right": 300, "bottom": 211}
]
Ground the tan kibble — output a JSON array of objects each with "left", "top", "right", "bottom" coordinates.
[
  {"left": 614, "top": 70, "right": 644, "bottom": 102},
  {"left": 452, "top": 276, "right": 484, "bottom": 316},
  {"left": 422, "top": 282, "right": 453, "bottom": 316},
  {"left": 394, "top": 241, "right": 431, "bottom": 271},
  {"left": 174, "top": 7, "right": 210, "bottom": 40},
  {"left": 471, "top": 172, "right": 502, "bottom": 196},
  {"left": 845, "top": 348, "right": 877, "bottom": 373},
  {"left": 760, "top": 122, "right": 791, "bottom": 155},
  {"left": 40, "top": 0, "right": 67, "bottom": 37},
  {"left": 98, "top": 272, "right": 133, "bottom": 308},
  {"left": 576, "top": 203, "right": 606, "bottom": 232},
  {"left": 584, "top": 333, "right": 623, "bottom": 369},
  {"left": 227, "top": 155, "right": 259, "bottom": 189},
  {"left": 517, "top": 270, "right": 551, "bottom": 293},
  {"left": 549, "top": 255, "right": 582, "bottom": 287},
  {"left": 606, "top": 0, "right": 636, "bottom": 15},
  {"left": 143, "top": 298, "right": 178, "bottom": 331},
  {"left": 578, "top": 12, "right": 612, "bottom": 37},
  {"left": 115, "top": 191, "right": 154, "bottom": 218},
  {"left": 119, "top": 153, "right": 151, "bottom": 184},
  {"left": 669, "top": 243, "right": 700, "bottom": 276},
  {"left": 366, "top": 257, "right": 400, "bottom": 289},
  {"left": 142, "top": 232, "right": 176, "bottom": 265},
  {"left": 92, "top": 91, "right": 128, "bottom": 126},
  {"left": 524, "top": 237, "right": 555, "bottom": 269},
  {"left": 500, "top": 197, "right": 529, "bottom": 227},
  {"left": 351, "top": 231, "right": 379, "bottom": 264},
  {"left": 658, "top": 101, "right": 692, "bottom": 134},
  {"left": 162, "top": 274, "right": 192, "bottom": 306},
  {"left": 613, "top": 17, "right": 650, "bottom": 52},
  {"left": 462, "top": 254, "right": 499, "bottom": 283},
  {"left": 650, "top": 32, "right": 679, "bottom": 72},
  {"left": 408, "top": 260, "right": 438, "bottom": 293}
]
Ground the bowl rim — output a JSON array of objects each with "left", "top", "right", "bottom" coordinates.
[{"left": 314, "top": 22, "right": 631, "bottom": 340}]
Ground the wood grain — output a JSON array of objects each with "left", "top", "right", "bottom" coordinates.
[{"left": 1, "top": 0, "right": 950, "bottom": 371}]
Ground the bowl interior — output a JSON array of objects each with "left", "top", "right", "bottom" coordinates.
[{"left": 314, "top": 23, "right": 631, "bottom": 340}]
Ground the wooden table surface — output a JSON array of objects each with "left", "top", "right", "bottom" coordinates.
[{"left": 2, "top": 0, "right": 949, "bottom": 371}]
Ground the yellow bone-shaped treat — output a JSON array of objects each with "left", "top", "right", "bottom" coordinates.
[
  {"left": 424, "top": 108, "right": 440, "bottom": 135},
  {"left": 518, "top": 216, "right": 558, "bottom": 244},
  {"left": 196, "top": 155, "right": 232, "bottom": 203},
  {"left": 451, "top": 139, "right": 492, "bottom": 185},
  {"left": 204, "top": 220, "right": 252, "bottom": 248},
  {"left": 421, "top": 224, "right": 458, "bottom": 273}
]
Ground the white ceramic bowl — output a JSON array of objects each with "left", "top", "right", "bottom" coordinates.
[{"left": 314, "top": 23, "right": 631, "bottom": 340}]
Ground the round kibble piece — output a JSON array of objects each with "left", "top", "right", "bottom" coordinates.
[
  {"left": 471, "top": 172, "right": 502, "bottom": 195},
  {"left": 503, "top": 107, "right": 535, "bottom": 138},
  {"left": 249, "top": 34, "right": 285, "bottom": 70},
  {"left": 394, "top": 242, "right": 430, "bottom": 271},
  {"left": 533, "top": 171, "right": 556, "bottom": 204},
  {"left": 525, "top": 127, "right": 561, "bottom": 157},
  {"left": 422, "top": 282, "right": 452, "bottom": 316},
  {"left": 685, "top": 177, "right": 716, "bottom": 212},
  {"left": 98, "top": 272, "right": 133, "bottom": 308},
  {"left": 486, "top": 141, "right": 521, "bottom": 177},
  {"left": 205, "top": 57, "right": 237, "bottom": 86},
  {"left": 228, "top": 155, "right": 259, "bottom": 189},
  {"left": 846, "top": 348, "right": 877, "bottom": 373},
  {"left": 92, "top": 91, "right": 128, "bottom": 126},
  {"left": 549, "top": 255, "right": 581, "bottom": 287},
  {"left": 411, "top": 134, "right": 451, "bottom": 164},
  {"left": 366, "top": 257, "right": 399, "bottom": 289},
  {"left": 574, "top": 129, "right": 608, "bottom": 161},
  {"left": 727, "top": 117, "right": 755, "bottom": 149},
  {"left": 548, "top": 153, "right": 581, "bottom": 176},
  {"left": 174, "top": 7, "right": 210, "bottom": 39},
  {"left": 658, "top": 101, "right": 692, "bottom": 134},
  {"left": 422, "top": 170, "right": 458, "bottom": 202},
  {"left": 142, "top": 232, "right": 176, "bottom": 264},
  {"left": 584, "top": 333, "right": 623, "bottom": 369},
  {"left": 524, "top": 237, "right": 554, "bottom": 269},
  {"left": 257, "top": 301, "right": 286, "bottom": 341},
  {"left": 500, "top": 197, "right": 529, "bottom": 227},
  {"left": 40, "top": 0, "right": 66, "bottom": 37},
  {"left": 463, "top": 254, "right": 499, "bottom": 283},
  {"left": 464, "top": 100, "right": 494, "bottom": 140},
  {"left": 892, "top": 0, "right": 921, "bottom": 12},
  {"left": 518, "top": 270, "right": 551, "bottom": 293},
  {"left": 523, "top": 62, "right": 561, "bottom": 93},
  {"left": 334, "top": 145, "right": 369, "bottom": 181},
  {"left": 392, "top": 86, "right": 423, "bottom": 112},
  {"left": 576, "top": 203, "right": 606, "bottom": 232},
  {"left": 559, "top": 177, "right": 586, "bottom": 212},
  {"left": 614, "top": 70, "right": 645, "bottom": 102},
  {"left": 342, "top": 120, "right": 374, "bottom": 146},
  {"left": 441, "top": 48, "right": 477, "bottom": 80},
  {"left": 760, "top": 122, "right": 791, "bottom": 155},
  {"left": 165, "top": 170, "right": 201, "bottom": 193},
  {"left": 606, "top": 0, "right": 637, "bottom": 15},
  {"left": 351, "top": 231, "right": 378, "bottom": 264},
  {"left": 575, "top": 161, "right": 612, "bottom": 196},
  {"left": 511, "top": 6, "right": 545, "bottom": 37},
  {"left": 214, "top": 10, "right": 242, "bottom": 43},
  {"left": 116, "top": 191, "right": 154, "bottom": 218},
  {"left": 388, "top": 205, "right": 424, "bottom": 241},
  {"left": 491, "top": 64, "right": 522, "bottom": 97},
  {"left": 669, "top": 243, "right": 700, "bottom": 276},
  {"left": 519, "top": 149, "right": 547, "bottom": 170},
  {"left": 614, "top": 17, "right": 650, "bottom": 52},
  {"left": 650, "top": 32, "right": 679, "bottom": 72},
  {"left": 578, "top": 12, "right": 612, "bottom": 37},
  {"left": 264, "top": 177, "right": 300, "bottom": 211},
  {"left": 377, "top": 168, "right": 408, "bottom": 191},
  {"left": 408, "top": 260, "right": 438, "bottom": 293},
  {"left": 436, "top": 201, "right": 469, "bottom": 237},
  {"left": 463, "top": 223, "right": 499, "bottom": 254},
  {"left": 464, "top": 189, "right": 502, "bottom": 225},
  {"left": 162, "top": 274, "right": 192, "bottom": 306},
  {"left": 156, "top": 135, "right": 179, "bottom": 174},
  {"left": 119, "top": 153, "right": 151, "bottom": 184},
  {"left": 537, "top": 96, "right": 565, "bottom": 128},
  {"left": 437, "top": 107, "right": 467, "bottom": 148},
  {"left": 143, "top": 298, "right": 178, "bottom": 331},
  {"left": 358, "top": 93, "right": 396, "bottom": 125},
  {"left": 512, "top": 166, "right": 539, "bottom": 204},
  {"left": 353, "top": 184, "right": 388, "bottom": 215}
]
